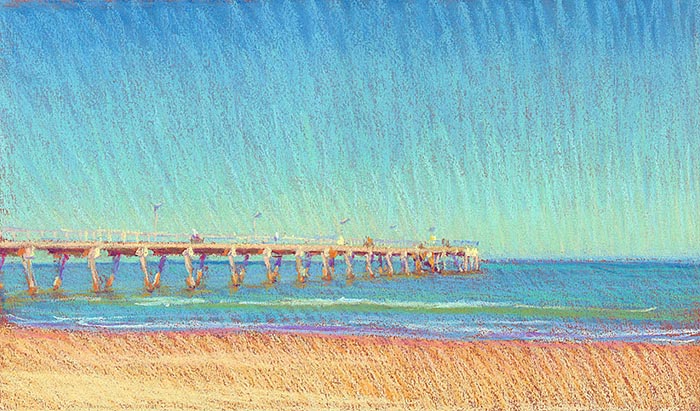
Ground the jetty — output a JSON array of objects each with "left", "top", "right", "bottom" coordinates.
[{"left": 0, "top": 227, "right": 480, "bottom": 294}]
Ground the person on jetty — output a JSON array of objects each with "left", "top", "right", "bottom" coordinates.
[{"left": 190, "top": 229, "right": 203, "bottom": 244}]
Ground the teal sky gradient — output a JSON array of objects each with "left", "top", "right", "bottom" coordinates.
[{"left": 1, "top": 1, "right": 699, "bottom": 258}]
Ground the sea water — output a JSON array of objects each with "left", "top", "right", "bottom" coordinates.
[{"left": 2, "top": 260, "right": 698, "bottom": 343}]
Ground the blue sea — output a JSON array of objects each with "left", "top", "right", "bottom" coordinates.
[{"left": 1, "top": 259, "right": 699, "bottom": 343}]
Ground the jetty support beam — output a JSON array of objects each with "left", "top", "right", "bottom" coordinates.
[
  {"left": 196, "top": 254, "right": 206, "bottom": 288},
  {"left": 426, "top": 252, "right": 436, "bottom": 272},
  {"left": 0, "top": 253, "right": 5, "bottom": 290},
  {"left": 263, "top": 248, "right": 276, "bottom": 283},
  {"left": 400, "top": 251, "right": 409, "bottom": 275},
  {"left": 136, "top": 246, "right": 153, "bottom": 292},
  {"left": 183, "top": 247, "right": 195, "bottom": 289},
  {"left": 344, "top": 252, "right": 354, "bottom": 279},
  {"left": 107, "top": 253, "right": 120, "bottom": 290},
  {"left": 365, "top": 252, "right": 374, "bottom": 278},
  {"left": 19, "top": 246, "right": 37, "bottom": 294},
  {"left": 438, "top": 251, "right": 447, "bottom": 273},
  {"left": 328, "top": 249, "right": 337, "bottom": 278},
  {"left": 52, "top": 253, "right": 69, "bottom": 291},
  {"left": 87, "top": 247, "right": 103, "bottom": 293},
  {"left": 237, "top": 254, "right": 249, "bottom": 284},
  {"left": 295, "top": 249, "right": 307, "bottom": 283},
  {"left": 385, "top": 252, "right": 394, "bottom": 277},
  {"left": 273, "top": 255, "right": 282, "bottom": 281},
  {"left": 321, "top": 248, "right": 331, "bottom": 281},
  {"left": 153, "top": 255, "right": 165, "bottom": 289},
  {"left": 413, "top": 250, "right": 423, "bottom": 274},
  {"left": 228, "top": 247, "right": 242, "bottom": 286}
]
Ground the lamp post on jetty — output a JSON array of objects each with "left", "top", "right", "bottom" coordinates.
[
  {"left": 338, "top": 218, "right": 350, "bottom": 245},
  {"left": 151, "top": 202, "right": 163, "bottom": 241},
  {"left": 252, "top": 211, "right": 262, "bottom": 242}
]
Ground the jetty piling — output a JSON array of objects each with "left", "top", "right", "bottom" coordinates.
[
  {"left": 19, "top": 246, "right": 37, "bottom": 295},
  {"left": 237, "top": 254, "right": 249, "bottom": 285},
  {"left": 53, "top": 253, "right": 68, "bottom": 291},
  {"left": 412, "top": 252, "right": 422, "bottom": 274},
  {"left": 328, "top": 249, "right": 337, "bottom": 279},
  {"left": 400, "top": 251, "right": 409, "bottom": 275},
  {"left": 195, "top": 254, "right": 206, "bottom": 288},
  {"left": 321, "top": 248, "right": 331, "bottom": 281},
  {"left": 344, "top": 252, "right": 354, "bottom": 279},
  {"left": 295, "top": 249, "right": 306, "bottom": 283},
  {"left": 228, "top": 247, "right": 242, "bottom": 287},
  {"left": 263, "top": 248, "right": 275, "bottom": 283},
  {"left": 365, "top": 252, "right": 374, "bottom": 278},
  {"left": 183, "top": 248, "right": 195, "bottom": 289},
  {"left": 385, "top": 252, "right": 394, "bottom": 277},
  {"left": 153, "top": 255, "right": 166, "bottom": 289},
  {"left": 107, "top": 253, "right": 119, "bottom": 290},
  {"left": 0, "top": 253, "right": 4, "bottom": 290}
]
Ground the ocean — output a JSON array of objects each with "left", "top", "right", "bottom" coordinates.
[{"left": 1, "top": 259, "right": 698, "bottom": 343}]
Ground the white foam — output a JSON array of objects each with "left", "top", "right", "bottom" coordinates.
[{"left": 133, "top": 297, "right": 208, "bottom": 307}]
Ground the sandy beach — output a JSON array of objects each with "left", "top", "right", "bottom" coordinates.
[{"left": 0, "top": 325, "right": 698, "bottom": 410}]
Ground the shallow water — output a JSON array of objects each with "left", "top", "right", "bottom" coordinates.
[{"left": 1, "top": 259, "right": 699, "bottom": 343}]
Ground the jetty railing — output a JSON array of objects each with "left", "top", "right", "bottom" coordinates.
[{"left": 0, "top": 227, "right": 478, "bottom": 249}]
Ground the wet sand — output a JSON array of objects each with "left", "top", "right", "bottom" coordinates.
[{"left": 1, "top": 325, "right": 699, "bottom": 410}]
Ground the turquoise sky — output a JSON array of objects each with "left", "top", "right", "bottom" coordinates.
[{"left": 1, "top": 1, "right": 699, "bottom": 258}]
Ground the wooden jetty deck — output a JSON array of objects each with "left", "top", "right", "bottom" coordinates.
[{"left": 0, "top": 230, "right": 480, "bottom": 294}]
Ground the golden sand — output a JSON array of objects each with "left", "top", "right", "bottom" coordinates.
[{"left": 1, "top": 325, "right": 699, "bottom": 410}]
